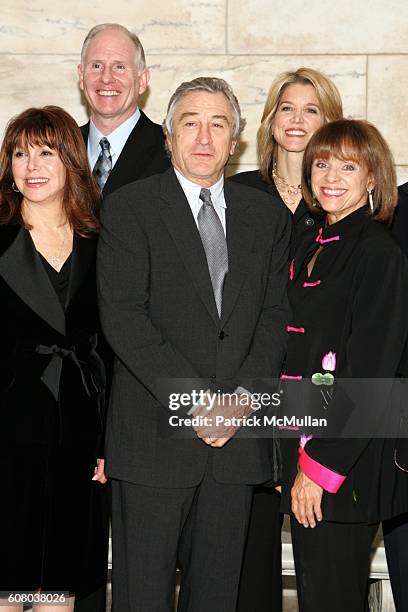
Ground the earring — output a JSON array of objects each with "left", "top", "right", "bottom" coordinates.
[
  {"left": 12, "top": 182, "right": 19, "bottom": 193},
  {"left": 368, "top": 190, "right": 374, "bottom": 213}
]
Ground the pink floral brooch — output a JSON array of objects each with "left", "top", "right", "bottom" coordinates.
[{"left": 312, "top": 351, "right": 336, "bottom": 386}]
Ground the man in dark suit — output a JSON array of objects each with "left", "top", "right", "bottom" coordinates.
[
  {"left": 76, "top": 25, "right": 169, "bottom": 612},
  {"left": 77, "top": 23, "right": 170, "bottom": 195},
  {"left": 97, "top": 76, "right": 291, "bottom": 611}
]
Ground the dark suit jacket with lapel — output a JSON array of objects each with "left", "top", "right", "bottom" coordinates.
[
  {"left": 81, "top": 110, "right": 171, "bottom": 197},
  {"left": 98, "top": 167, "right": 291, "bottom": 488},
  {"left": 0, "top": 224, "right": 104, "bottom": 447}
]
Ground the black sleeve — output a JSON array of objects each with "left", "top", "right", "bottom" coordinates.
[{"left": 392, "top": 183, "right": 408, "bottom": 258}]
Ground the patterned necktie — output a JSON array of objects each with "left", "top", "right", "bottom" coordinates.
[
  {"left": 198, "top": 187, "right": 228, "bottom": 317},
  {"left": 93, "top": 137, "right": 112, "bottom": 191}
]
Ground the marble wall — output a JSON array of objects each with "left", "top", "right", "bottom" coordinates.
[{"left": 1, "top": 1, "right": 407, "bottom": 182}]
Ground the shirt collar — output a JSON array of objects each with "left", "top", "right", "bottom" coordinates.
[
  {"left": 88, "top": 107, "right": 141, "bottom": 162},
  {"left": 174, "top": 169, "right": 226, "bottom": 208}
]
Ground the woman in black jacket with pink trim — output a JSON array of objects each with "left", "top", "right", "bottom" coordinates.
[{"left": 280, "top": 119, "right": 408, "bottom": 612}]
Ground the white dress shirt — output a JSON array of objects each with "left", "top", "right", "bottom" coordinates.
[
  {"left": 174, "top": 169, "right": 227, "bottom": 237},
  {"left": 87, "top": 108, "right": 141, "bottom": 171}
]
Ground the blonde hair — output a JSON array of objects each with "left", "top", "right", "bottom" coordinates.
[
  {"left": 257, "top": 67, "right": 343, "bottom": 182},
  {"left": 302, "top": 119, "right": 397, "bottom": 224}
]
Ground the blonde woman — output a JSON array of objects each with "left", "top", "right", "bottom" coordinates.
[
  {"left": 232, "top": 68, "right": 343, "bottom": 612},
  {"left": 231, "top": 67, "right": 343, "bottom": 247}
]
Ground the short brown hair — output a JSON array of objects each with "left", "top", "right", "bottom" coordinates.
[
  {"left": 301, "top": 119, "right": 397, "bottom": 223},
  {"left": 257, "top": 67, "right": 343, "bottom": 183},
  {"left": 0, "top": 106, "right": 100, "bottom": 234}
]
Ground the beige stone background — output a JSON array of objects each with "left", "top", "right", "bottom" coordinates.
[{"left": 1, "top": 0, "right": 408, "bottom": 183}]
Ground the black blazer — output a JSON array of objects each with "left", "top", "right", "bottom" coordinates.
[
  {"left": 280, "top": 207, "right": 408, "bottom": 523},
  {"left": 229, "top": 169, "right": 319, "bottom": 251},
  {"left": 0, "top": 225, "right": 104, "bottom": 449},
  {"left": 98, "top": 167, "right": 291, "bottom": 488},
  {"left": 81, "top": 110, "right": 170, "bottom": 196}
]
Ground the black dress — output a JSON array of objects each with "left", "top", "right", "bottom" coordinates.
[
  {"left": 280, "top": 207, "right": 408, "bottom": 611},
  {"left": 40, "top": 251, "right": 71, "bottom": 302},
  {"left": 229, "top": 169, "right": 319, "bottom": 612},
  {"left": 0, "top": 226, "right": 108, "bottom": 601}
]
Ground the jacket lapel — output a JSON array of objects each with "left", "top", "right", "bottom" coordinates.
[
  {"left": 65, "top": 233, "right": 96, "bottom": 308},
  {"left": 158, "top": 171, "right": 255, "bottom": 327},
  {"left": 220, "top": 181, "right": 255, "bottom": 326},
  {"left": 0, "top": 225, "right": 66, "bottom": 335},
  {"left": 102, "top": 111, "right": 159, "bottom": 196},
  {"left": 81, "top": 117, "right": 148, "bottom": 195},
  {"left": 158, "top": 170, "right": 220, "bottom": 326}
]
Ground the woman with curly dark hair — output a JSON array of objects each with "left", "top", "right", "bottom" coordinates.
[{"left": 0, "top": 106, "right": 108, "bottom": 612}]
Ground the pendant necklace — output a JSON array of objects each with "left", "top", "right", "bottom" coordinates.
[
  {"left": 50, "top": 229, "right": 67, "bottom": 270},
  {"left": 272, "top": 162, "right": 302, "bottom": 207}
]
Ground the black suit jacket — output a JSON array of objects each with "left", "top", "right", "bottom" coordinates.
[
  {"left": 81, "top": 110, "right": 170, "bottom": 196},
  {"left": 98, "top": 167, "right": 291, "bottom": 488}
]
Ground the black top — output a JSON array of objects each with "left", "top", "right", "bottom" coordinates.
[
  {"left": 228, "top": 169, "right": 319, "bottom": 252},
  {"left": 39, "top": 253, "right": 72, "bottom": 308},
  {"left": 280, "top": 206, "right": 408, "bottom": 523}
]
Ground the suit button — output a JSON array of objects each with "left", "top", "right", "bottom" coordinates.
[
  {"left": 219, "top": 331, "right": 225, "bottom": 340},
  {"left": 305, "top": 217, "right": 315, "bottom": 227}
]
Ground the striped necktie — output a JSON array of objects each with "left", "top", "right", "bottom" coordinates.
[{"left": 93, "top": 137, "right": 112, "bottom": 191}]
